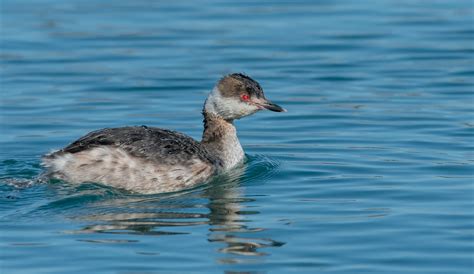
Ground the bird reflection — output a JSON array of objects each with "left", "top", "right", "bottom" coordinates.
[
  {"left": 68, "top": 162, "right": 284, "bottom": 260},
  {"left": 205, "top": 167, "right": 285, "bottom": 258}
]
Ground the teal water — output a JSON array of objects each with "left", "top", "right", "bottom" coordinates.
[{"left": 1, "top": 1, "right": 473, "bottom": 273}]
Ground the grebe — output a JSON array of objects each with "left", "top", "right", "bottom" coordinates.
[{"left": 42, "top": 73, "right": 286, "bottom": 194}]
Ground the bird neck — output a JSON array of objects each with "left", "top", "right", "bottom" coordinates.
[{"left": 201, "top": 110, "right": 244, "bottom": 170}]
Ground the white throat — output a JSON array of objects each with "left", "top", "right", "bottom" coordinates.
[{"left": 217, "top": 128, "right": 245, "bottom": 170}]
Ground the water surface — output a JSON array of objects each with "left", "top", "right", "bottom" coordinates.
[{"left": 1, "top": 0, "right": 473, "bottom": 273}]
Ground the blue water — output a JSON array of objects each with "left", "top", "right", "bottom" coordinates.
[{"left": 1, "top": 0, "right": 473, "bottom": 273}]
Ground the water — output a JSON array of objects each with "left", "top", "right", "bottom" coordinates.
[{"left": 1, "top": 0, "right": 473, "bottom": 273}]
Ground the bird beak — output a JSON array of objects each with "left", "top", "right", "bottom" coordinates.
[{"left": 259, "top": 99, "right": 287, "bottom": 112}]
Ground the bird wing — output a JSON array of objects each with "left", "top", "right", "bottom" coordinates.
[{"left": 59, "top": 126, "right": 219, "bottom": 166}]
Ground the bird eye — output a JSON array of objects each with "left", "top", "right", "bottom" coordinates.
[{"left": 241, "top": 94, "right": 250, "bottom": 101}]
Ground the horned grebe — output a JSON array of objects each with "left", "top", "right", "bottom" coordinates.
[{"left": 42, "top": 73, "right": 286, "bottom": 194}]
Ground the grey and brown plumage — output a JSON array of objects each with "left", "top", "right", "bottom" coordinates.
[{"left": 42, "top": 73, "right": 286, "bottom": 194}]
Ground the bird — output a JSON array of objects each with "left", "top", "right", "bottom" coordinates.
[{"left": 42, "top": 73, "right": 286, "bottom": 194}]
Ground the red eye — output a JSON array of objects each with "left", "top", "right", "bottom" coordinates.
[{"left": 241, "top": 94, "right": 250, "bottom": 101}]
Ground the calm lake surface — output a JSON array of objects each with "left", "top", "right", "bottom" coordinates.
[{"left": 1, "top": 1, "right": 473, "bottom": 273}]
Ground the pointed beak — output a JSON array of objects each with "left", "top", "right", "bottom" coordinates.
[{"left": 259, "top": 100, "right": 287, "bottom": 112}]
